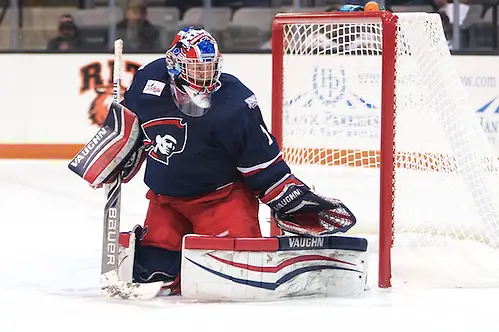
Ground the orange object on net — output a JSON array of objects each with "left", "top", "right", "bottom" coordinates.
[{"left": 364, "top": 1, "right": 381, "bottom": 11}]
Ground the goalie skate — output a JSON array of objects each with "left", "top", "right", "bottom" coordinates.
[{"left": 101, "top": 270, "right": 163, "bottom": 300}]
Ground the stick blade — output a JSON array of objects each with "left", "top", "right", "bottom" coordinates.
[{"left": 101, "top": 271, "right": 163, "bottom": 300}]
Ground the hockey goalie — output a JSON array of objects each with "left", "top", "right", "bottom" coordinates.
[{"left": 69, "top": 27, "right": 368, "bottom": 300}]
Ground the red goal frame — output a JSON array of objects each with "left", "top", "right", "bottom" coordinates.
[{"left": 270, "top": 11, "right": 399, "bottom": 288}]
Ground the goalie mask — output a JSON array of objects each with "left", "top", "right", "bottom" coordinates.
[{"left": 166, "top": 27, "right": 222, "bottom": 117}]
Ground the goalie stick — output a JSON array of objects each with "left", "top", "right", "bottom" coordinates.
[{"left": 100, "top": 39, "right": 163, "bottom": 300}]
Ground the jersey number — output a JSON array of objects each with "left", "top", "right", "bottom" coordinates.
[{"left": 260, "top": 125, "right": 273, "bottom": 145}]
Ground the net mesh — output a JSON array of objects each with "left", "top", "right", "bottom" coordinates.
[{"left": 279, "top": 13, "right": 499, "bottom": 287}]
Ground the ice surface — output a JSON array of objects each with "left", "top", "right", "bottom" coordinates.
[{"left": 1, "top": 160, "right": 498, "bottom": 332}]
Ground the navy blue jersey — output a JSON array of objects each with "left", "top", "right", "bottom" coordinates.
[{"left": 122, "top": 57, "right": 290, "bottom": 197}]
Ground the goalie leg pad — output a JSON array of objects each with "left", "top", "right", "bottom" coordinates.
[
  {"left": 68, "top": 102, "right": 142, "bottom": 188},
  {"left": 181, "top": 235, "right": 369, "bottom": 301}
]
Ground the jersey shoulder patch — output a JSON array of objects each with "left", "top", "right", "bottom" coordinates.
[
  {"left": 143, "top": 79, "right": 166, "bottom": 96},
  {"left": 244, "top": 94, "right": 258, "bottom": 109},
  {"left": 132, "top": 57, "right": 169, "bottom": 97}
]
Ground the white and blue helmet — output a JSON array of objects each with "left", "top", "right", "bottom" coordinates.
[{"left": 166, "top": 27, "right": 222, "bottom": 113}]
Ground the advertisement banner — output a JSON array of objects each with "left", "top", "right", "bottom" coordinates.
[
  {"left": 0, "top": 53, "right": 498, "bottom": 157},
  {"left": 0, "top": 54, "right": 271, "bottom": 144},
  {"left": 454, "top": 57, "right": 499, "bottom": 147}
]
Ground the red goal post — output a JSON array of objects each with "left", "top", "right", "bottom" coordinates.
[
  {"left": 271, "top": 11, "right": 396, "bottom": 288},
  {"left": 270, "top": 11, "right": 499, "bottom": 289}
]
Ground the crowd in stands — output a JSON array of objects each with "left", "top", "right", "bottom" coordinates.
[{"left": 0, "top": 0, "right": 497, "bottom": 51}]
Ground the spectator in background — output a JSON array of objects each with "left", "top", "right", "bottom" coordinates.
[
  {"left": 47, "top": 14, "right": 82, "bottom": 51},
  {"left": 117, "top": 0, "right": 160, "bottom": 52}
]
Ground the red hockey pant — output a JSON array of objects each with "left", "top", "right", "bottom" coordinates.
[{"left": 140, "top": 183, "right": 262, "bottom": 251}]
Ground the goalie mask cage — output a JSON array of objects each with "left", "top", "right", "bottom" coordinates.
[{"left": 271, "top": 11, "right": 499, "bottom": 289}]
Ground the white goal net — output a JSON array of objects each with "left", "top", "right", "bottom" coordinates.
[{"left": 272, "top": 11, "right": 499, "bottom": 288}]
